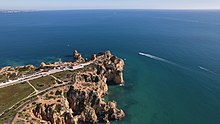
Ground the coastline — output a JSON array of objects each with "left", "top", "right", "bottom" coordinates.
[{"left": 0, "top": 50, "right": 126, "bottom": 123}]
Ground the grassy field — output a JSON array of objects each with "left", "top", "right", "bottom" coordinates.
[
  {"left": 0, "top": 65, "right": 93, "bottom": 113},
  {"left": 0, "top": 82, "right": 34, "bottom": 114},
  {"left": 0, "top": 95, "right": 38, "bottom": 124},
  {"left": 0, "top": 67, "right": 36, "bottom": 83},
  {"left": 52, "top": 70, "right": 76, "bottom": 82},
  {"left": 0, "top": 65, "right": 94, "bottom": 123},
  {"left": 29, "top": 76, "right": 56, "bottom": 91},
  {"left": 0, "top": 75, "right": 8, "bottom": 83},
  {"left": 52, "top": 65, "right": 94, "bottom": 82}
]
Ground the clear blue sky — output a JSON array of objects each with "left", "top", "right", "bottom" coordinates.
[{"left": 0, "top": 0, "right": 220, "bottom": 10}]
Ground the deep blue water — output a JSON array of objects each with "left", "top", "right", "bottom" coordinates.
[{"left": 0, "top": 10, "right": 220, "bottom": 124}]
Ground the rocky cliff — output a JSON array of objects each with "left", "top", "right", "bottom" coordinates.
[
  {"left": 13, "top": 50, "right": 125, "bottom": 124},
  {"left": 73, "top": 50, "right": 85, "bottom": 63},
  {"left": 66, "top": 69, "right": 125, "bottom": 123},
  {"left": 95, "top": 51, "right": 124, "bottom": 84}
]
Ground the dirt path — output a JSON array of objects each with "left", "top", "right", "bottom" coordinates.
[{"left": 27, "top": 80, "right": 39, "bottom": 94}]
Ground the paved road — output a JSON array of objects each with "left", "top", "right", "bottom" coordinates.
[{"left": 0, "top": 62, "right": 91, "bottom": 89}]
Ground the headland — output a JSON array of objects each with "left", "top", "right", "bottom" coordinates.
[{"left": 0, "top": 50, "right": 125, "bottom": 124}]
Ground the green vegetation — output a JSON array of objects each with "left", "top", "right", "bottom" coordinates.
[
  {"left": 52, "top": 65, "right": 95, "bottom": 83},
  {"left": 16, "top": 69, "right": 35, "bottom": 76},
  {"left": 0, "top": 74, "right": 8, "bottom": 82},
  {"left": 63, "top": 92, "right": 67, "bottom": 98},
  {"left": 45, "top": 93, "right": 56, "bottom": 100},
  {"left": 0, "top": 82, "right": 34, "bottom": 114},
  {"left": 0, "top": 64, "right": 95, "bottom": 123},
  {"left": 0, "top": 82, "right": 35, "bottom": 124},
  {"left": 55, "top": 104, "right": 62, "bottom": 113},
  {"left": 0, "top": 108, "right": 17, "bottom": 124},
  {"left": 0, "top": 66, "right": 36, "bottom": 83},
  {"left": 55, "top": 90, "right": 62, "bottom": 96},
  {"left": 29, "top": 76, "right": 56, "bottom": 91},
  {"left": 52, "top": 70, "right": 75, "bottom": 81},
  {"left": 0, "top": 95, "right": 38, "bottom": 124}
]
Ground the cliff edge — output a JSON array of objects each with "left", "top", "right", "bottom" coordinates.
[{"left": 12, "top": 50, "right": 125, "bottom": 124}]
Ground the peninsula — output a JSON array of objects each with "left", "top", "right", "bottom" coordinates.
[{"left": 0, "top": 50, "right": 125, "bottom": 124}]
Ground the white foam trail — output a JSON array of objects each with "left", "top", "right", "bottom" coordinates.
[
  {"left": 139, "top": 52, "right": 177, "bottom": 66},
  {"left": 139, "top": 52, "right": 220, "bottom": 76},
  {"left": 198, "top": 66, "right": 209, "bottom": 72},
  {"left": 198, "top": 66, "right": 218, "bottom": 75}
]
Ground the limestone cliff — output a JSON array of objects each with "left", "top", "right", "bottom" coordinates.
[
  {"left": 12, "top": 50, "right": 125, "bottom": 124},
  {"left": 94, "top": 51, "right": 124, "bottom": 84}
]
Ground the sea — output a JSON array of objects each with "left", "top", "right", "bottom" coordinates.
[{"left": 0, "top": 10, "right": 220, "bottom": 124}]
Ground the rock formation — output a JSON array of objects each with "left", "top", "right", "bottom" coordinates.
[
  {"left": 95, "top": 51, "right": 124, "bottom": 84},
  {"left": 0, "top": 65, "right": 36, "bottom": 82},
  {"left": 90, "top": 54, "right": 97, "bottom": 61},
  {"left": 73, "top": 50, "right": 85, "bottom": 63},
  {"left": 62, "top": 53, "right": 125, "bottom": 123},
  {"left": 12, "top": 50, "right": 125, "bottom": 124},
  {"left": 33, "top": 103, "right": 64, "bottom": 124}
]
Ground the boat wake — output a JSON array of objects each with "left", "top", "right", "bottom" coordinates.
[
  {"left": 139, "top": 52, "right": 178, "bottom": 66},
  {"left": 198, "top": 66, "right": 218, "bottom": 75},
  {"left": 139, "top": 52, "right": 220, "bottom": 76}
]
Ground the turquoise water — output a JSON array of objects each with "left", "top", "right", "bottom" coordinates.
[{"left": 0, "top": 10, "right": 220, "bottom": 124}]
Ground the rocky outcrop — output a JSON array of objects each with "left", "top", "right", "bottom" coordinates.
[
  {"left": 0, "top": 65, "right": 35, "bottom": 75},
  {"left": 95, "top": 51, "right": 124, "bottom": 84},
  {"left": 90, "top": 54, "right": 97, "bottom": 61},
  {"left": 0, "top": 65, "right": 36, "bottom": 82},
  {"left": 31, "top": 72, "right": 124, "bottom": 124},
  {"left": 73, "top": 50, "right": 85, "bottom": 63},
  {"left": 74, "top": 72, "right": 108, "bottom": 97},
  {"left": 33, "top": 103, "right": 61, "bottom": 124},
  {"left": 32, "top": 102, "right": 75, "bottom": 124},
  {"left": 64, "top": 51, "right": 125, "bottom": 123},
  {"left": 66, "top": 83, "right": 125, "bottom": 123},
  {"left": 13, "top": 50, "right": 125, "bottom": 124},
  {"left": 40, "top": 62, "right": 47, "bottom": 67}
]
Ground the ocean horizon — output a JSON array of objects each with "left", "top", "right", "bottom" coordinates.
[{"left": 0, "top": 10, "right": 220, "bottom": 124}]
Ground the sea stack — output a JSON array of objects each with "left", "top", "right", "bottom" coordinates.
[{"left": 73, "top": 50, "right": 85, "bottom": 63}]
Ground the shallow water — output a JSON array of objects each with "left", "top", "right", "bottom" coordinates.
[{"left": 0, "top": 10, "right": 220, "bottom": 124}]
